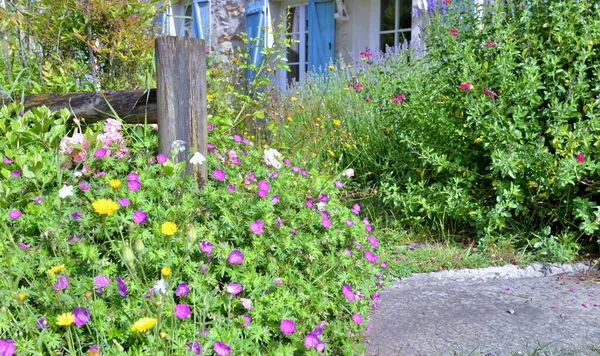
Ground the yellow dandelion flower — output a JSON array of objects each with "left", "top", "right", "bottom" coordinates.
[
  {"left": 333, "top": 119, "right": 341, "bottom": 126},
  {"left": 328, "top": 65, "right": 335, "bottom": 70},
  {"left": 109, "top": 179, "right": 121, "bottom": 189},
  {"left": 361, "top": 57, "right": 367, "bottom": 62},
  {"left": 344, "top": 88, "right": 349, "bottom": 91},
  {"left": 285, "top": 125, "right": 289, "bottom": 128},
  {"left": 161, "top": 221, "right": 178, "bottom": 236},
  {"left": 131, "top": 317, "right": 158, "bottom": 333},
  {"left": 17, "top": 293, "right": 26, "bottom": 302},
  {"left": 311, "top": 153, "right": 317, "bottom": 158},
  {"left": 328, "top": 150, "right": 335, "bottom": 157},
  {"left": 291, "top": 97, "right": 298, "bottom": 102},
  {"left": 316, "top": 117, "right": 321, "bottom": 121},
  {"left": 92, "top": 199, "right": 119, "bottom": 215},
  {"left": 161, "top": 266, "right": 171, "bottom": 277},
  {"left": 207, "top": 95, "right": 213, "bottom": 101},
  {"left": 348, "top": 64, "right": 353, "bottom": 68},
  {"left": 47, "top": 264, "right": 65, "bottom": 274},
  {"left": 56, "top": 312, "right": 75, "bottom": 326}
]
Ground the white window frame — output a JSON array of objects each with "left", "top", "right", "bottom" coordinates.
[{"left": 274, "top": 1, "right": 309, "bottom": 88}]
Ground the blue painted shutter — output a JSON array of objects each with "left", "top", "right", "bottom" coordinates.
[
  {"left": 245, "top": 0, "right": 266, "bottom": 80},
  {"left": 192, "top": 0, "right": 210, "bottom": 41},
  {"left": 307, "top": 0, "right": 335, "bottom": 72}
]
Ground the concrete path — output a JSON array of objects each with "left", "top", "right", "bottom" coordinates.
[{"left": 365, "top": 263, "right": 600, "bottom": 355}]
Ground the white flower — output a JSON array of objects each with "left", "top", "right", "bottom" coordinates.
[
  {"left": 343, "top": 168, "right": 354, "bottom": 178},
  {"left": 316, "top": 202, "right": 326, "bottom": 211},
  {"left": 263, "top": 148, "right": 282, "bottom": 169},
  {"left": 152, "top": 279, "right": 167, "bottom": 295},
  {"left": 171, "top": 140, "right": 186, "bottom": 152},
  {"left": 58, "top": 185, "right": 74, "bottom": 199},
  {"left": 189, "top": 152, "right": 207, "bottom": 165},
  {"left": 73, "top": 171, "right": 83, "bottom": 177}
]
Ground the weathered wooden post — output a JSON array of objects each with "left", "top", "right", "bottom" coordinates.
[{"left": 155, "top": 36, "right": 208, "bottom": 186}]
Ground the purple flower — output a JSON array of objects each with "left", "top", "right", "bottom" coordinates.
[
  {"left": 228, "top": 250, "right": 244, "bottom": 264},
  {"left": 227, "top": 184, "right": 235, "bottom": 193},
  {"left": 94, "top": 147, "right": 107, "bottom": 158},
  {"left": 301, "top": 170, "right": 307, "bottom": 177},
  {"left": 118, "top": 197, "right": 130, "bottom": 207},
  {"left": 233, "top": 135, "right": 242, "bottom": 142},
  {"left": 274, "top": 278, "right": 284, "bottom": 286},
  {"left": 33, "top": 196, "right": 44, "bottom": 203},
  {"left": 201, "top": 265, "right": 206, "bottom": 274},
  {"left": 132, "top": 210, "right": 147, "bottom": 224},
  {"left": 8, "top": 209, "right": 21, "bottom": 220},
  {"left": 321, "top": 217, "right": 332, "bottom": 229},
  {"left": 258, "top": 180, "right": 270, "bottom": 191},
  {"left": 318, "top": 194, "right": 328, "bottom": 202},
  {"left": 352, "top": 313, "right": 363, "bottom": 325},
  {"left": 280, "top": 319, "right": 296, "bottom": 335},
  {"left": 276, "top": 216, "right": 281, "bottom": 229},
  {"left": 345, "top": 219, "right": 354, "bottom": 226},
  {"left": 96, "top": 171, "right": 106, "bottom": 177},
  {"left": 2, "top": 156, "right": 13, "bottom": 164},
  {"left": 243, "top": 138, "right": 251, "bottom": 145},
  {"left": 87, "top": 345, "right": 101, "bottom": 355},
  {"left": 199, "top": 241, "right": 213, "bottom": 254},
  {"left": 54, "top": 274, "right": 69, "bottom": 292},
  {"left": 71, "top": 211, "right": 82, "bottom": 220},
  {"left": 68, "top": 234, "right": 82, "bottom": 244},
  {"left": 188, "top": 340, "right": 203, "bottom": 354},
  {"left": 127, "top": 172, "right": 139, "bottom": 181},
  {"left": 241, "top": 149, "right": 248, "bottom": 155},
  {"left": 257, "top": 189, "right": 268, "bottom": 198},
  {"left": 240, "top": 298, "right": 252, "bottom": 310},
  {"left": 344, "top": 248, "right": 353, "bottom": 257},
  {"left": 242, "top": 314, "right": 251, "bottom": 327},
  {"left": 306, "top": 200, "right": 313, "bottom": 208},
  {"left": 292, "top": 166, "right": 300, "bottom": 173},
  {"left": 364, "top": 250, "right": 379, "bottom": 263},
  {"left": 365, "top": 224, "right": 372, "bottom": 232},
  {"left": 381, "top": 261, "right": 388, "bottom": 268},
  {"left": 36, "top": 317, "right": 48, "bottom": 329},
  {"left": 312, "top": 321, "right": 326, "bottom": 336},
  {"left": 0, "top": 339, "right": 15, "bottom": 356},
  {"left": 19, "top": 242, "right": 30, "bottom": 250},
  {"left": 176, "top": 283, "right": 189, "bottom": 297},
  {"left": 367, "top": 235, "right": 379, "bottom": 248},
  {"left": 268, "top": 171, "right": 279, "bottom": 178},
  {"left": 115, "top": 276, "right": 128, "bottom": 296},
  {"left": 73, "top": 307, "right": 90, "bottom": 326},
  {"left": 226, "top": 283, "right": 242, "bottom": 295},
  {"left": 174, "top": 304, "right": 191, "bottom": 319},
  {"left": 249, "top": 220, "right": 264, "bottom": 235},
  {"left": 127, "top": 180, "right": 141, "bottom": 191},
  {"left": 213, "top": 341, "right": 231, "bottom": 356},
  {"left": 94, "top": 275, "right": 110, "bottom": 291},
  {"left": 342, "top": 284, "right": 356, "bottom": 301},
  {"left": 291, "top": 229, "right": 297, "bottom": 234},
  {"left": 11, "top": 170, "right": 20, "bottom": 177},
  {"left": 304, "top": 333, "right": 319, "bottom": 349},
  {"left": 372, "top": 293, "right": 381, "bottom": 302},
  {"left": 212, "top": 169, "right": 226, "bottom": 181},
  {"left": 351, "top": 204, "right": 360, "bottom": 215},
  {"left": 207, "top": 143, "right": 215, "bottom": 150},
  {"left": 271, "top": 195, "right": 279, "bottom": 204},
  {"left": 78, "top": 181, "right": 90, "bottom": 191},
  {"left": 284, "top": 158, "right": 291, "bottom": 165},
  {"left": 208, "top": 123, "right": 215, "bottom": 131},
  {"left": 156, "top": 154, "right": 168, "bottom": 163},
  {"left": 334, "top": 181, "right": 344, "bottom": 189}
]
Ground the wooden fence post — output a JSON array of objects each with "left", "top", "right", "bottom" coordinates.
[{"left": 156, "top": 36, "right": 208, "bottom": 186}]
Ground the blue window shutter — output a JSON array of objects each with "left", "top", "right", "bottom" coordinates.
[
  {"left": 307, "top": 0, "right": 335, "bottom": 72},
  {"left": 192, "top": 0, "right": 210, "bottom": 41},
  {"left": 245, "top": 0, "right": 266, "bottom": 80}
]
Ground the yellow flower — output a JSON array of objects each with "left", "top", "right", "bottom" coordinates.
[
  {"left": 361, "top": 57, "right": 367, "bottom": 62},
  {"left": 207, "top": 95, "right": 213, "bottom": 101},
  {"left": 385, "top": 128, "right": 392, "bottom": 133},
  {"left": 333, "top": 119, "right": 341, "bottom": 126},
  {"left": 161, "top": 266, "right": 171, "bottom": 277},
  {"left": 232, "top": 57, "right": 239, "bottom": 64},
  {"left": 160, "top": 331, "right": 170, "bottom": 339},
  {"left": 474, "top": 137, "right": 483, "bottom": 143},
  {"left": 266, "top": 68, "right": 272, "bottom": 73},
  {"left": 328, "top": 150, "right": 335, "bottom": 157},
  {"left": 286, "top": 117, "right": 293, "bottom": 122},
  {"left": 87, "top": 348, "right": 100, "bottom": 356},
  {"left": 17, "top": 293, "right": 26, "bottom": 302},
  {"left": 291, "top": 97, "right": 298, "bottom": 102},
  {"left": 316, "top": 117, "right": 321, "bottom": 121},
  {"left": 47, "top": 264, "right": 65, "bottom": 274},
  {"left": 131, "top": 317, "right": 158, "bottom": 332},
  {"left": 161, "top": 221, "right": 178, "bottom": 236},
  {"left": 56, "top": 312, "right": 75, "bottom": 326},
  {"left": 328, "top": 65, "right": 335, "bottom": 70},
  {"left": 348, "top": 64, "right": 353, "bottom": 68},
  {"left": 295, "top": 91, "right": 300, "bottom": 95},
  {"left": 311, "top": 153, "right": 317, "bottom": 158},
  {"left": 344, "top": 88, "right": 349, "bottom": 91},
  {"left": 92, "top": 199, "right": 119, "bottom": 215},
  {"left": 109, "top": 179, "right": 121, "bottom": 189}
]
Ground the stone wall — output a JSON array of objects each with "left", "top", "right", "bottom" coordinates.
[{"left": 211, "top": 0, "right": 249, "bottom": 54}]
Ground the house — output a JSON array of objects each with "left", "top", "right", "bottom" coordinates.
[{"left": 160, "top": 0, "right": 479, "bottom": 87}]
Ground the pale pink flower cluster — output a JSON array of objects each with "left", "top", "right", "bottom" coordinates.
[
  {"left": 97, "top": 119, "right": 129, "bottom": 159},
  {"left": 60, "top": 130, "right": 88, "bottom": 163}
]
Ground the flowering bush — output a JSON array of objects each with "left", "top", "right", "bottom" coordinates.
[{"left": 0, "top": 105, "right": 387, "bottom": 354}]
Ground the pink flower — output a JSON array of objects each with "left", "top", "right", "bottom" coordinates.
[
  {"left": 271, "top": 195, "right": 279, "bottom": 204},
  {"left": 364, "top": 250, "right": 379, "bottom": 263},
  {"left": 459, "top": 82, "right": 471, "bottom": 90},
  {"left": 257, "top": 189, "right": 268, "bottom": 198},
  {"left": 128, "top": 180, "right": 141, "bottom": 191},
  {"left": 214, "top": 341, "right": 231, "bottom": 356},
  {"left": 156, "top": 154, "right": 168, "bottom": 163},
  {"left": 321, "top": 217, "right": 332, "bottom": 229},
  {"left": 280, "top": 319, "right": 296, "bottom": 335},
  {"left": 306, "top": 200, "right": 314, "bottom": 208},
  {"left": 199, "top": 241, "right": 213, "bottom": 254},
  {"left": 72, "top": 307, "right": 90, "bottom": 326},
  {"left": 334, "top": 181, "right": 344, "bottom": 189},
  {"left": 226, "top": 283, "right": 242, "bottom": 295},
  {"left": 132, "top": 210, "right": 147, "bottom": 224},
  {"left": 2, "top": 156, "right": 13, "bottom": 164},
  {"left": 577, "top": 152, "right": 585, "bottom": 163},
  {"left": 351, "top": 204, "right": 360, "bottom": 215},
  {"left": 487, "top": 41, "right": 497, "bottom": 47},
  {"left": 228, "top": 250, "right": 245, "bottom": 264},
  {"left": 304, "top": 333, "right": 319, "bottom": 349},
  {"left": 174, "top": 304, "right": 191, "bottom": 319},
  {"left": 249, "top": 220, "right": 264, "bottom": 235},
  {"left": 176, "top": 283, "right": 189, "bottom": 297},
  {"left": 8, "top": 209, "right": 21, "bottom": 220},
  {"left": 212, "top": 169, "right": 226, "bottom": 181},
  {"left": 351, "top": 313, "right": 362, "bottom": 325},
  {"left": 258, "top": 180, "right": 270, "bottom": 191},
  {"left": 445, "top": 0, "right": 450, "bottom": 4},
  {"left": 367, "top": 235, "right": 379, "bottom": 248},
  {"left": 94, "top": 148, "right": 107, "bottom": 158},
  {"left": 450, "top": 28, "right": 458, "bottom": 36},
  {"left": 233, "top": 135, "right": 242, "bottom": 142},
  {"left": 240, "top": 298, "right": 252, "bottom": 310},
  {"left": 242, "top": 314, "right": 252, "bottom": 327}
]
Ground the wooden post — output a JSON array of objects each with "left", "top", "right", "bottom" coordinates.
[{"left": 155, "top": 36, "right": 208, "bottom": 186}]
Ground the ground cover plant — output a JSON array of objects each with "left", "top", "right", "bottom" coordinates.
[
  {"left": 271, "top": 0, "right": 600, "bottom": 262},
  {"left": 0, "top": 105, "right": 389, "bottom": 354}
]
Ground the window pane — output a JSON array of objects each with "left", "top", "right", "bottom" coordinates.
[
  {"left": 380, "top": 33, "right": 395, "bottom": 52},
  {"left": 380, "top": 0, "right": 396, "bottom": 31},
  {"left": 286, "top": 7, "right": 300, "bottom": 34},
  {"left": 288, "top": 64, "right": 300, "bottom": 85},
  {"left": 399, "top": 31, "right": 411, "bottom": 47},
  {"left": 399, "top": 0, "right": 412, "bottom": 29},
  {"left": 287, "top": 34, "right": 300, "bottom": 63}
]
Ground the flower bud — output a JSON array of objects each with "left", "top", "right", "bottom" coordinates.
[
  {"left": 123, "top": 244, "right": 135, "bottom": 267},
  {"left": 134, "top": 239, "right": 145, "bottom": 255},
  {"left": 186, "top": 224, "right": 197, "bottom": 250}
]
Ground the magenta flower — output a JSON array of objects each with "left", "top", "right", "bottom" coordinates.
[
  {"left": 292, "top": 166, "right": 300, "bottom": 173},
  {"left": 54, "top": 274, "right": 69, "bottom": 292},
  {"left": 301, "top": 170, "right": 307, "bottom": 176},
  {"left": 87, "top": 346, "right": 101, "bottom": 355},
  {"left": 94, "top": 275, "right": 110, "bottom": 293},
  {"left": 132, "top": 210, "right": 147, "bottom": 224},
  {"left": 367, "top": 235, "right": 379, "bottom": 248},
  {"left": 274, "top": 278, "right": 284, "bottom": 286},
  {"left": 187, "top": 341, "right": 203, "bottom": 354},
  {"left": 240, "top": 297, "right": 252, "bottom": 310},
  {"left": 342, "top": 284, "right": 356, "bottom": 301},
  {"left": 19, "top": 242, "right": 30, "bottom": 250},
  {"left": 127, "top": 180, "right": 141, "bottom": 191},
  {"left": 71, "top": 212, "right": 82, "bottom": 220},
  {"left": 345, "top": 219, "right": 354, "bottom": 226},
  {"left": 381, "top": 261, "right": 388, "bottom": 268},
  {"left": 214, "top": 341, "right": 231, "bottom": 356},
  {"left": 257, "top": 189, "right": 268, "bottom": 198},
  {"left": 459, "top": 82, "right": 471, "bottom": 90},
  {"left": 212, "top": 169, "right": 226, "bottom": 181},
  {"left": 487, "top": 41, "right": 497, "bottom": 47},
  {"left": 36, "top": 317, "right": 48, "bottom": 329},
  {"left": 318, "top": 194, "right": 328, "bottom": 202},
  {"left": 208, "top": 123, "right": 215, "bottom": 131},
  {"left": 344, "top": 248, "right": 353, "bottom": 257},
  {"left": 226, "top": 283, "right": 242, "bottom": 295},
  {"left": 33, "top": 196, "right": 44, "bottom": 203},
  {"left": 351, "top": 204, "right": 360, "bottom": 215},
  {"left": 174, "top": 304, "right": 191, "bottom": 319},
  {"left": 78, "top": 181, "right": 90, "bottom": 191},
  {"left": 118, "top": 197, "right": 130, "bottom": 207},
  {"left": 233, "top": 135, "right": 242, "bottom": 142},
  {"left": 227, "top": 184, "right": 235, "bottom": 193},
  {"left": 0, "top": 339, "right": 15, "bottom": 356},
  {"left": 280, "top": 319, "right": 296, "bottom": 335},
  {"left": 321, "top": 217, "right": 332, "bottom": 229},
  {"left": 276, "top": 216, "right": 281, "bottom": 229},
  {"left": 304, "top": 333, "right": 319, "bottom": 349},
  {"left": 176, "top": 283, "right": 189, "bottom": 297},
  {"left": 242, "top": 314, "right": 252, "bottom": 327},
  {"left": 2, "top": 156, "right": 13, "bottom": 164},
  {"left": 243, "top": 138, "right": 251, "bottom": 145},
  {"left": 271, "top": 195, "right": 279, "bottom": 204},
  {"left": 258, "top": 180, "right": 270, "bottom": 191},
  {"left": 11, "top": 170, "right": 20, "bottom": 177},
  {"left": 577, "top": 152, "right": 585, "bottom": 163},
  {"left": 68, "top": 234, "right": 82, "bottom": 244},
  {"left": 334, "top": 180, "right": 344, "bottom": 189},
  {"left": 364, "top": 250, "right": 379, "bottom": 263},
  {"left": 73, "top": 307, "right": 90, "bottom": 326},
  {"left": 94, "top": 147, "right": 107, "bottom": 158},
  {"left": 156, "top": 154, "right": 168, "bottom": 163},
  {"left": 372, "top": 293, "right": 381, "bottom": 302},
  {"left": 450, "top": 28, "right": 458, "bottom": 36},
  {"left": 115, "top": 276, "right": 128, "bottom": 296},
  {"left": 249, "top": 220, "right": 264, "bottom": 235},
  {"left": 127, "top": 172, "right": 139, "bottom": 181},
  {"left": 207, "top": 143, "right": 215, "bottom": 150},
  {"left": 352, "top": 313, "right": 363, "bottom": 325},
  {"left": 284, "top": 158, "right": 291, "bottom": 165},
  {"left": 8, "top": 209, "right": 21, "bottom": 220},
  {"left": 306, "top": 200, "right": 314, "bottom": 208},
  {"left": 228, "top": 250, "right": 245, "bottom": 264},
  {"left": 199, "top": 241, "right": 213, "bottom": 254}
]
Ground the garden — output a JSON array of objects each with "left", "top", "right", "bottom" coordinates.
[{"left": 1, "top": 0, "right": 600, "bottom": 354}]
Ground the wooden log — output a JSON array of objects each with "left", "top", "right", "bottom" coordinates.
[
  {"left": 2, "top": 89, "right": 157, "bottom": 124},
  {"left": 155, "top": 36, "right": 208, "bottom": 186}
]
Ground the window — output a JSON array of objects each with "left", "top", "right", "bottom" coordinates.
[
  {"left": 285, "top": 5, "right": 309, "bottom": 85},
  {"left": 379, "top": 0, "right": 412, "bottom": 51}
]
